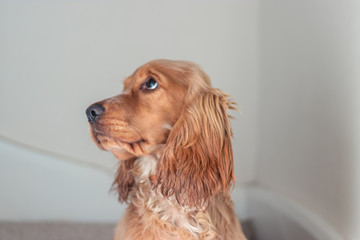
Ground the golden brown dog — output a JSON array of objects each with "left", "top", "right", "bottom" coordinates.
[{"left": 86, "top": 60, "right": 247, "bottom": 240}]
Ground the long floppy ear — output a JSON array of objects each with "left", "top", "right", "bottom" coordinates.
[
  {"left": 157, "top": 88, "right": 236, "bottom": 209},
  {"left": 112, "top": 157, "right": 136, "bottom": 203}
]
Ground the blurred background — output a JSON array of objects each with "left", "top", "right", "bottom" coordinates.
[{"left": 0, "top": 0, "right": 359, "bottom": 240}]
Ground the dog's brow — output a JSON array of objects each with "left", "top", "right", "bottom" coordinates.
[
  {"left": 148, "top": 71, "right": 161, "bottom": 82},
  {"left": 123, "top": 77, "right": 131, "bottom": 86},
  {"left": 123, "top": 77, "right": 134, "bottom": 92}
]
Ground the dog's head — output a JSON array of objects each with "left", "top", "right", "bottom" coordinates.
[{"left": 86, "top": 60, "right": 236, "bottom": 208}]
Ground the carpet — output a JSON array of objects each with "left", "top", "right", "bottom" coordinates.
[{"left": 0, "top": 221, "right": 254, "bottom": 240}]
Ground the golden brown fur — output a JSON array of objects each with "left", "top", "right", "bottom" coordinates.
[{"left": 86, "top": 60, "right": 247, "bottom": 240}]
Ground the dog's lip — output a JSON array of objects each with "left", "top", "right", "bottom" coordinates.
[
  {"left": 93, "top": 134, "right": 106, "bottom": 150},
  {"left": 116, "top": 138, "right": 147, "bottom": 145},
  {"left": 95, "top": 133, "right": 147, "bottom": 146}
]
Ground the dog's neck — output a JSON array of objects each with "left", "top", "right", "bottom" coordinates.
[
  {"left": 132, "top": 154, "right": 158, "bottom": 184},
  {"left": 127, "top": 154, "right": 218, "bottom": 239}
]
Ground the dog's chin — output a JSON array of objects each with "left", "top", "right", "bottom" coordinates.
[
  {"left": 90, "top": 130, "right": 166, "bottom": 161},
  {"left": 92, "top": 133, "right": 152, "bottom": 159},
  {"left": 111, "top": 149, "right": 136, "bottom": 161},
  {"left": 91, "top": 134, "right": 136, "bottom": 160}
]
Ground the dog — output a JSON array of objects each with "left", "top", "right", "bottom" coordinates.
[{"left": 86, "top": 60, "right": 247, "bottom": 240}]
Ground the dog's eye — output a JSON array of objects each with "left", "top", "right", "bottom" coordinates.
[{"left": 143, "top": 78, "right": 158, "bottom": 91}]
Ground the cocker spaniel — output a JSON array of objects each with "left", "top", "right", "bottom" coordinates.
[{"left": 86, "top": 60, "right": 247, "bottom": 240}]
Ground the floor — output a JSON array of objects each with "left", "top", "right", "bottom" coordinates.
[{"left": 0, "top": 221, "right": 255, "bottom": 240}]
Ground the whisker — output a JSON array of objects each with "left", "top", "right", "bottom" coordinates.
[
  {"left": 128, "top": 125, "right": 146, "bottom": 141},
  {"left": 93, "top": 128, "right": 106, "bottom": 135}
]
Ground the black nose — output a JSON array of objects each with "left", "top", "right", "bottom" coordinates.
[{"left": 86, "top": 104, "right": 105, "bottom": 124}]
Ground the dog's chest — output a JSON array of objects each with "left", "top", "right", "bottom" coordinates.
[{"left": 127, "top": 155, "right": 218, "bottom": 240}]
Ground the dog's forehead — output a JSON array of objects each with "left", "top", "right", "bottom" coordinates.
[
  {"left": 122, "top": 60, "right": 206, "bottom": 91},
  {"left": 123, "top": 63, "right": 169, "bottom": 89},
  {"left": 122, "top": 67, "right": 145, "bottom": 89}
]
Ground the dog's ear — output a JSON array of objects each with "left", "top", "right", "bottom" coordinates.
[
  {"left": 112, "top": 158, "right": 136, "bottom": 203},
  {"left": 157, "top": 88, "right": 236, "bottom": 209}
]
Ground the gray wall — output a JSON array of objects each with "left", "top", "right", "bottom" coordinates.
[
  {"left": 2, "top": 1, "right": 359, "bottom": 238},
  {"left": 0, "top": 0, "right": 258, "bottom": 221},
  {"left": 0, "top": 0, "right": 259, "bottom": 182},
  {"left": 256, "top": 1, "right": 360, "bottom": 239}
]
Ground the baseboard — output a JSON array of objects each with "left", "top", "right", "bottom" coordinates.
[{"left": 245, "top": 185, "right": 344, "bottom": 240}]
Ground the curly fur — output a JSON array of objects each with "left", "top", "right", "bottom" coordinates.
[{"left": 86, "top": 59, "right": 247, "bottom": 240}]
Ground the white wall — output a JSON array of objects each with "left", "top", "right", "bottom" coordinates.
[
  {"left": 0, "top": 139, "right": 124, "bottom": 222},
  {"left": 2, "top": 2, "right": 359, "bottom": 238},
  {"left": 0, "top": 0, "right": 258, "bottom": 221},
  {"left": 0, "top": 0, "right": 258, "bottom": 185},
  {"left": 255, "top": 1, "right": 360, "bottom": 239},
  {"left": 0, "top": 138, "right": 247, "bottom": 222}
]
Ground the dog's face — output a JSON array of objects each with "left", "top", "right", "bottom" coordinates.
[
  {"left": 86, "top": 59, "right": 235, "bottom": 208},
  {"left": 86, "top": 60, "right": 194, "bottom": 160}
]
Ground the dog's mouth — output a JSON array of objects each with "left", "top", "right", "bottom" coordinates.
[
  {"left": 117, "top": 138, "right": 147, "bottom": 149},
  {"left": 91, "top": 129, "right": 148, "bottom": 157}
]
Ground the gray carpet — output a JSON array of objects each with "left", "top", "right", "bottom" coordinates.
[{"left": 0, "top": 221, "right": 254, "bottom": 240}]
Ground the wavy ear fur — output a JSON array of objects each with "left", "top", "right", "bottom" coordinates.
[
  {"left": 157, "top": 88, "right": 236, "bottom": 209},
  {"left": 112, "top": 158, "right": 136, "bottom": 203}
]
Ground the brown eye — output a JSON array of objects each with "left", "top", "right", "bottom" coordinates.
[{"left": 143, "top": 78, "right": 158, "bottom": 90}]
